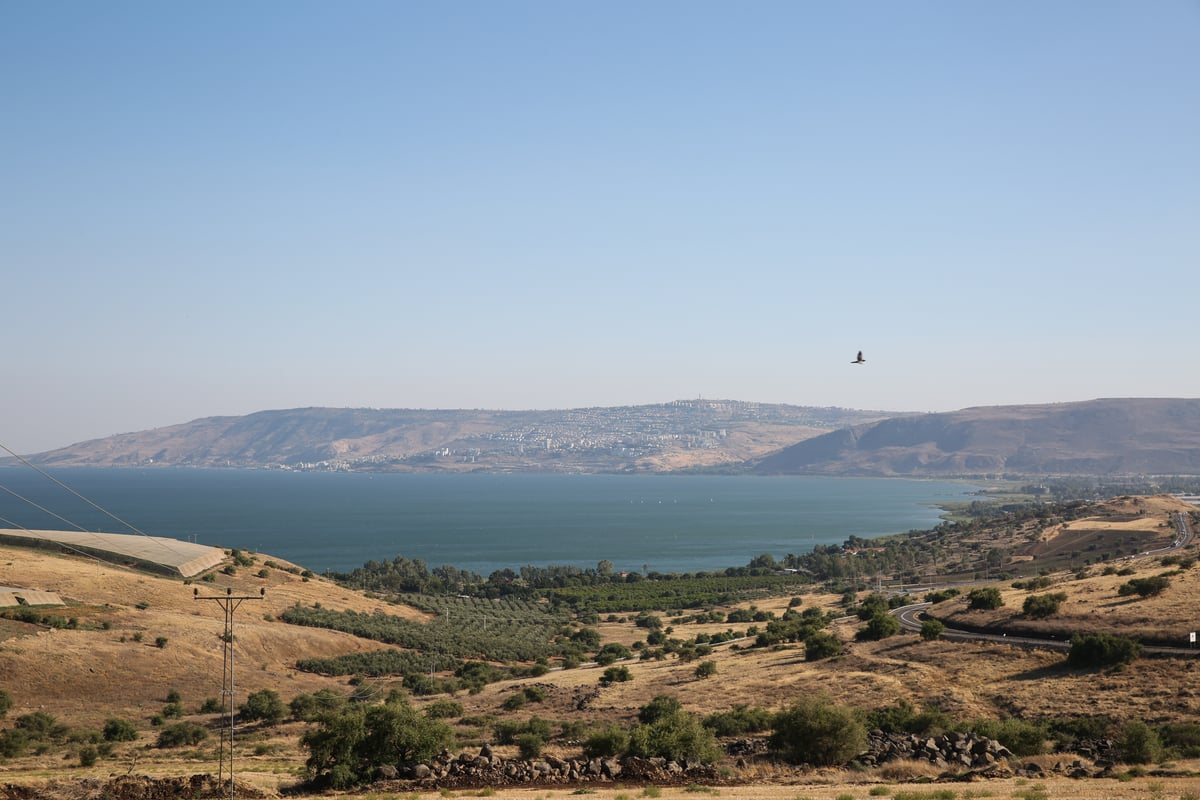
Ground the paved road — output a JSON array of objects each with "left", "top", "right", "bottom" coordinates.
[
  {"left": 894, "top": 601, "right": 1200, "bottom": 658},
  {"left": 894, "top": 513, "right": 1200, "bottom": 657}
]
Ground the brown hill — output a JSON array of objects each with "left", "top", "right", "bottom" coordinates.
[
  {"left": 14, "top": 402, "right": 892, "bottom": 473},
  {"left": 753, "top": 397, "right": 1200, "bottom": 476}
]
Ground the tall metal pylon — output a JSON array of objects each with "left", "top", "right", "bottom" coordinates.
[{"left": 194, "top": 586, "right": 264, "bottom": 800}]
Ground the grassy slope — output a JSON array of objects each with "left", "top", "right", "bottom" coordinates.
[{"left": 1, "top": 495, "right": 1199, "bottom": 798}]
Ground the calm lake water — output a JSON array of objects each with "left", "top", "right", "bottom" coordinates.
[{"left": 0, "top": 468, "right": 978, "bottom": 576}]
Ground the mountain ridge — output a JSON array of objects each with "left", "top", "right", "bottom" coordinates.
[
  {"left": 14, "top": 397, "right": 1200, "bottom": 476},
  {"left": 752, "top": 397, "right": 1200, "bottom": 477},
  {"left": 14, "top": 401, "right": 892, "bottom": 473}
]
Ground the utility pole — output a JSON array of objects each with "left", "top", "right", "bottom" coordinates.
[{"left": 194, "top": 586, "right": 264, "bottom": 800}]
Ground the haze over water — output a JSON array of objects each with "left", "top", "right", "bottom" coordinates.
[{"left": 0, "top": 469, "right": 978, "bottom": 576}]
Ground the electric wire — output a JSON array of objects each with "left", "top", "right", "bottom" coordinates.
[
  {"left": 0, "top": 513, "right": 148, "bottom": 577},
  {"left": 0, "top": 442, "right": 150, "bottom": 534},
  {"left": 0, "top": 440, "right": 205, "bottom": 569}
]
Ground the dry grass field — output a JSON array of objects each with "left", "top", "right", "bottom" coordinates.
[{"left": 2, "top": 495, "right": 1200, "bottom": 799}]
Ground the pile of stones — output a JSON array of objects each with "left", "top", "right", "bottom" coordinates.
[
  {"left": 858, "top": 730, "right": 1014, "bottom": 770},
  {"left": 381, "top": 745, "right": 721, "bottom": 789}
]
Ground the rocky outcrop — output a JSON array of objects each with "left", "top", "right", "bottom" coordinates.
[
  {"left": 0, "top": 774, "right": 268, "bottom": 800},
  {"left": 859, "top": 730, "right": 1013, "bottom": 769},
  {"left": 390, "top": 748, "right": 721, "bottom": 789}
]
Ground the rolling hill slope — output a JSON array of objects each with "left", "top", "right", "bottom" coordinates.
[{"left": 753, "top": 398, "right": 1200, "bottom": 476}]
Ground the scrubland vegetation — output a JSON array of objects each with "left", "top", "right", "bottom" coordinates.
[{"left": 2, "top": 493, "right": 1200, "bottom": 799}]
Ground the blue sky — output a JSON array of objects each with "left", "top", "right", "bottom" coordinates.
[{"left": 3, "top": 1, "right": 1198, "bottom": 454}]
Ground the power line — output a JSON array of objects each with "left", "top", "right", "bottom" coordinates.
[
  {"left": 0, "top": 440, "right": 198, "bottom": 567},
  {"left": 0, "top": 513, "right": 117, "bottom": 570},
  {"left": 0, "top": 482, "right": 93, "bottom": 532},
  {"left": 194, "top": 587, "right": 265, "bottom": 800},
  {"left": 0, "top": 443, "right": 151, "bottom": 535}
]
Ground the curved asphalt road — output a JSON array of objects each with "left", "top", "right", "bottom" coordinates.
[{"left": 893, "top": 510, "right": 1200, "bottom": 658}]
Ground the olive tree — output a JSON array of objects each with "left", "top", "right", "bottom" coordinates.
[{"left": 302, "top": 694, "right": 454, "bottom": 789}]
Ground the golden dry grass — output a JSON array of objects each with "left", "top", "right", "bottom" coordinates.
[{"left": 1, "top": 494, "right": 1199, "bottom": 798}]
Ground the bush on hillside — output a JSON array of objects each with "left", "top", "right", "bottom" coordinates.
[
  {"left": 703, "top": 705, "right": 772, "bottom": 737},
  {"left": 301, "top": 694, "right": 454, "bottom": 789},
  {"left": 1118, "top": 719, "right": 1163, "bottom": 764},
  {"left": 770, "top": 695, "right": 866, "bottom": 766},
  {"left": 920, "top": 619, "right": 945, "bottom": 640},
  {"left": 804, "top": 631, "right": 843, "bottom": 660},
  {"left": 102, "top": 718, "right": 138, "bottom": 742},
  {"left": 856, "top": 611, "right": 900, "bottom": 641},
  {"left": 968, "top": 717, "right": 1048, "bottom": 757},
  {"left": 1118, "top": 575, "right": 1170, "bottom": 598},
  {"left": 1067, "top": 632, "right": 1142, "bottom": 668},
  {"left": 967, "top": 587, "right": 1004, "bottom": 610},
  {"left": 240, "top": 688, "right": 287, "bottom": 725},
  {"left": 583, "top": 724, "right": 630, "bottom": 759},
  {"left": 628, "top": 710, "right": 722, "bottom": 764},
  {"left": 1023, "top": 592, "right": 1067, "bottom": 619},
  {"left": 156, "top": 723, "right": 208, "bottom": 748}
]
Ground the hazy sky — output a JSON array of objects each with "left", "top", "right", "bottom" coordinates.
[{"left": 3, "top": 1, "right": 1198, "bottom": 454}]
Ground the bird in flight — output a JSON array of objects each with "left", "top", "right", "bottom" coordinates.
[{"left": 851, "top": 351, "right": 865, "bottom": 364}]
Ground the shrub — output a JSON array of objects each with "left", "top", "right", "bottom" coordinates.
[
  {"left": 854, "top": 593, "right": 891, "bottom": 621},
  {"left": 0, "top": 690, "right": 12, "bottom": 718},
  {"left": 240, "top": 689, "right": 287, "bottom": 725},
  {"left": 1118, "top": 576, "right": 1170, "bottom": 598},
  {"left": 968, "top": 718, "right": 1048, "bottom": 756},
  {"left": 804, "top": 631, "right": 843, "bottom": 660},
  {"left": 595, "top": 642, "right": 631, "bottom": 666},
  {"left": 165, "top": 689, "right": 182, "bottom": 704},
  {"left": 694, "top": 660, "right": 717, "bottom": 679},
  {"left": 424, "top": 700, "right": 464, "bottom": 719},
  {"left": 16, "top": 711, "right": 67, "bottom": 741},
  {"left": 1067, "top": 632, "right": 1142, "bottom": 668},
  {"left": 635, "top": 613, "right": 663, "bottom": 630},
  {"left": 501, "top": 693, "right": 527, "bottom": 711},
  {"left": 639, "top": 695, "right": 683, "bottom": 725},
  {"left": 1118, "top": 719, "right": 1162, "bottom": 764},
  {"left": 1012, "top": 576, "right": 1054, "bottom": 591},
  {"left": 493, "top": 716, "right": 552, "bottom": 746},
  {"left": 155, "top": 637, "right": 169, "bottom": 649},
  {"left": 703, "top": 705, "right": 772, "bottom": 737},
  {"left": 200, "top": 698, "right": 222, "bottom": 714},
  {"left": 924, "top": 588, "right": 960, "bottom": 604},
  {"left": 967, "top": 587, "right": 1004, "bottom": 610},
  {"left": 920, "top": 619, "right": 945, "bottom": 641},
  {"left": 103, "top": 718, "right": 138, "bottom": 742},
  {"left": 1023, "top": 593, "right": 1067, "bottom": 619},
  {"left": 583, "top": 724, "right": 630, "bottom": 758},
  {"left": 628, "top": 710, "right": 722, "bottom": 763},
  {"left": 156, "top": 722, "right": 208, "bottom": 748},
  {"left": 78, "top": 745, "right": 98, "bottom": 767},
  {"left": 161, "top": 703, "right": 185, "bottom": 719},
  {"left": 1157, "top": 721, "right": 1200, "bottom": 758},
  {"left": 867, "top": 700, "right": 950, "bottom": 737},
  {"left": 770, "top": 695, "right": 866, "bottom": 766},
  {"left": 599, "top": 666, "right": 632, "bottom": 687},
  {"left": 0, "top": 729, "right": 30, "bottom": 758},
  {"left": 856, "top": 611, "right": 900, "bottom": 641},
  {"left": 515, "top": 732, "right": 544, "bottom": 759},
  {"left": 301, "top": 694, "right": 455, "bottom": 788}
]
